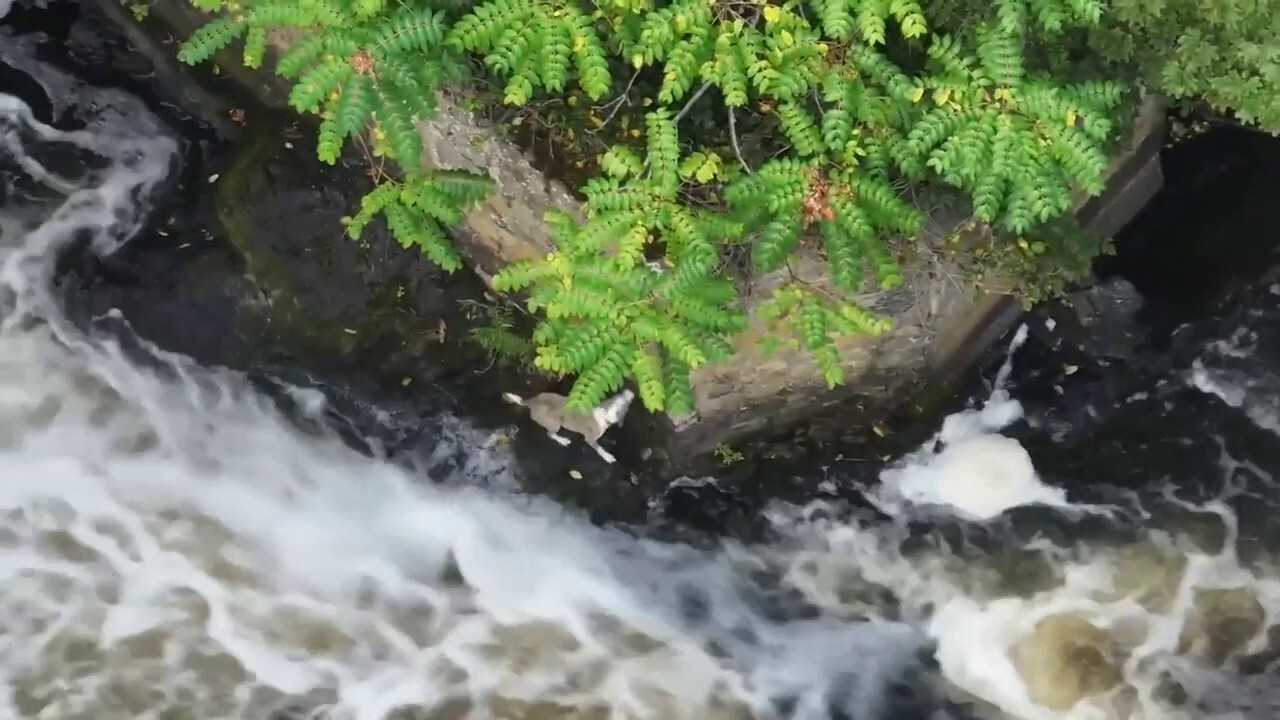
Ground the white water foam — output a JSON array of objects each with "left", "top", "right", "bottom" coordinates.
[
  {"left": 0, "top": 77, "right": 1278, "bottom": 720},
  {"left": 1188, "top": 330, "right": 1280, "bottom": 437},
  {"left": 872, "top": 323, "right": 1072, "bottom": 521}
]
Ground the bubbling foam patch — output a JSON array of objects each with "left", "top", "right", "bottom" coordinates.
[
  {"left": 879, "top": 433, "right": 1068, "bottom": 521},
  {"left": 871, "top": 323, "right": 1072, "bottom": 521}
]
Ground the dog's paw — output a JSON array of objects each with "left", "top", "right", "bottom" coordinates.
[{"left": 551, "top": 434, "right": 572, "bottom": 447}]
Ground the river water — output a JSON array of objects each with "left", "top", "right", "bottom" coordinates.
[{"left": 3, "top": 21, "right": 1280, "bottom": 720}]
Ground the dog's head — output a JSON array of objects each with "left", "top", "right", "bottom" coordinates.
[{"left": 595, "top": 388, "right": 636, "bottom": 427}]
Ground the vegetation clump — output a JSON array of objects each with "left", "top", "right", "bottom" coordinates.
[{"left": 173, "top": 0, "right": 1279, "bottom": 415}]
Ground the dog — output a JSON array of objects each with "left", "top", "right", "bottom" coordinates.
[{"left": 501, "top": 388, "right": 635, "bottom": 464}]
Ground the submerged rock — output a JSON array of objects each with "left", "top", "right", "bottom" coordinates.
[{"left": 1064, "top": 276, "right": 1145, "bottom": 360}]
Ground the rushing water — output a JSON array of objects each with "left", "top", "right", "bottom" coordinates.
[{"left": 3, "top": 48, "right": 1280, "bottom": 720}]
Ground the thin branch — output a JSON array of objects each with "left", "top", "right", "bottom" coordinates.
[
  {"left": 728, "top": 107, "right": 751, "bottom": 174},
  {"left": 785, "top": 261, "right": 843, "bottom": 305},
  {"left": 811, "top": 87, "right": 826, "bottom": 117},
  {"left": 590, "top": 68, "right": 643, "bottom": 133},
  {"left": 674, "top": 81, "right": 714, "bottom": 122}
]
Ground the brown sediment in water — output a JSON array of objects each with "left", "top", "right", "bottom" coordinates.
[{"left": 1010, "top": 611, "right": 1128, "bottom": 712}]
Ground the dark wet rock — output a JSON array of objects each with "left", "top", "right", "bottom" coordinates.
[
  {"left": 208, "top": 129, "right": 498, "bottom": 394},
  {"left": 1062, "top": 277, "right": 1145, "bottom": 360}
]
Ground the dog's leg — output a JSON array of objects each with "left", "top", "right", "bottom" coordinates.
[
  {"left": 502, "top": 392, "right": 525, "bottom": 405},
  {"left": 589, "top": 442, "right": 616, "bottom": 464},
  {"left": 547, "top": 431, "right": 572, "bottom": 447}
]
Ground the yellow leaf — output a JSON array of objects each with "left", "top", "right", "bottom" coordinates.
[
  {"left": 817, "top": 42, "right": 829, "bottom": 55},
  {"left": 566, "top": 95, "right": 578, "bottom": 107},
  {"left": 1066, "top": 109, "right": 1078, "bottom": 128},
  {"left": 762, "top": 5, "right": 781, "bottom": 23},
  {"left": 694, "top": 153, "right": 721, "bottom": 183},
  {"left": 631, "top": 54, "right": 644, "bottom": 68},
  {"left": 629, "top": 128, "right": 642, "bottom": 137},
  {"left": 932, "top": 87, "right": 951, "bottom": 106},
  {"left": 779, "top": 29, "right": 794, "bottom": 47},
  {"left": 572, "top": 35, "right": 585, "bottom": 53},
  {"left": 907, "top": 87, "right": 925, "bottom": 103}
]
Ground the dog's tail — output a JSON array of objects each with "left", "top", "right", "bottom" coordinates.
[{"left": 501, "top": 392, "right": 525, "bottom": 406}]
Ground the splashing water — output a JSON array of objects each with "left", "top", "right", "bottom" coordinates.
[
  {"left": 869, "top": 323, "right": 1073, "bottom": 521},
  {"left": 2, "top": 75, "right": 1280, "bottom": 720}
]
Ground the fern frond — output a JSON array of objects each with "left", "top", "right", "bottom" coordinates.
[{"left": 176, "top": 17, "right": 246, "bottom": 65}]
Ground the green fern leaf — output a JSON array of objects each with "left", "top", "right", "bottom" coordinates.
[
  {"left": 289, "top": 60, "right": 352, "bottom": 114},
  {"left": 177, "top": 18, "right": 247, "bottom": 65}
]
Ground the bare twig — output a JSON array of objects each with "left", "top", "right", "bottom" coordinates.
[
  {"left": 728, "top": 106, "right": 751, "bottom": 174},
  {"left": 785, "top": 261, "right": 842, "bottom": 305},
  {"left": 674, "top": 81, "right": 714, "bottom": 122},
  {"left": 591, "top": 68, "right": 643, "bottom": 133}
]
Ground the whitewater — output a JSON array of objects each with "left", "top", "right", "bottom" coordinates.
[{"left": 1, "top": 56, "right": 1279, "bottom": 720}]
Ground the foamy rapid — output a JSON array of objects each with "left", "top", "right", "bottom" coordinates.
[
  {"left": 1, "top": 66, "right": 1279, "bottom": 720},
  {"left": 1188, "top": 327, "right": 1280, "bottom": 438},
  {"left": 872, "top": 324, "right": 1072, "bottom": 521}
]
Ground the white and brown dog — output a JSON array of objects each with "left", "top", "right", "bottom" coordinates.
[{"left": 502, "top": 388, "right": 635, "bottom": 463}]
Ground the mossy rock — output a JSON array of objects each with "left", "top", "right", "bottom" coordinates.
[{"left": 212, "top": 129, "right": 495, "bottom": 390}]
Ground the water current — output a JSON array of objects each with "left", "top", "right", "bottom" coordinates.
[{"left": 2, "top": 35, "right": 1280, "bottom": 720}]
